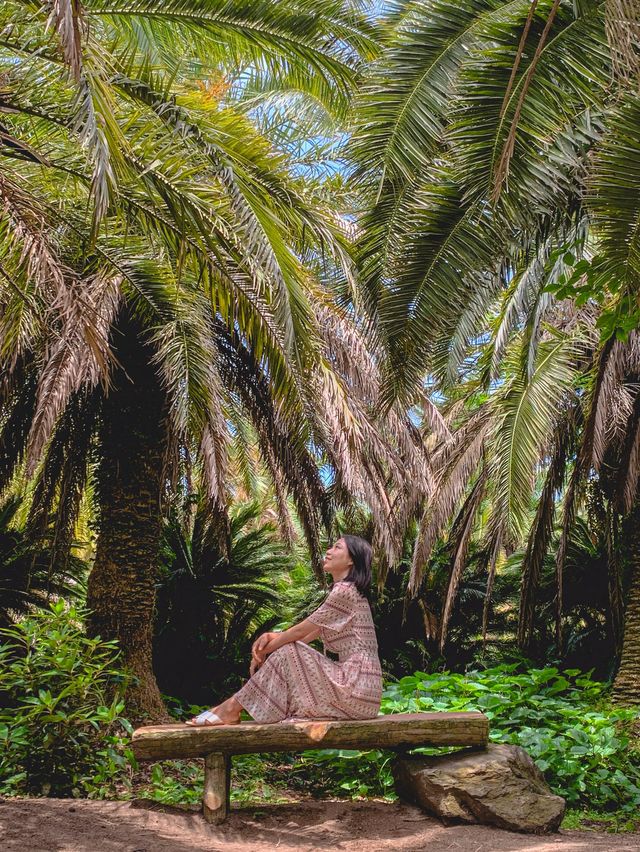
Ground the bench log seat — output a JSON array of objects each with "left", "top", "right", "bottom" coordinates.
[{"left": 131, "top": 711, "right": 489, "bottom": 824}]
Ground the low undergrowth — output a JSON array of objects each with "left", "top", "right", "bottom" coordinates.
[
  {"left": 302, "top": 665, "right": 640, "bottom": 816},
  {"left": 1, "top": 609, "right": 638, "bottom": 830}
]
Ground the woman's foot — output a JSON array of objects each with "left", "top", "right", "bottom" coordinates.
[{"left": 185, "top": 696, "right": 242, "bottom": 726}]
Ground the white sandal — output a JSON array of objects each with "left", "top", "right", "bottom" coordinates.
[{"left": 185, "top": 710, "right": 239, "bottom": 726}]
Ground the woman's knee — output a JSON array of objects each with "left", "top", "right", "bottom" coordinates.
[{"left": 269, "top": 643, "right": 296, "bottom": 663}]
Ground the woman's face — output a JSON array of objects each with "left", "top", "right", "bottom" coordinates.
[{"left": 323, "top": 537, "right": 353, "bottom": 579}]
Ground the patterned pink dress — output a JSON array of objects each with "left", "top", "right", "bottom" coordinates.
[{"left": 233, "top": 580, "right": 383, "bottom": 723}]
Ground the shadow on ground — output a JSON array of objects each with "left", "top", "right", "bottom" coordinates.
[{"left": 1, "top": 797, "right": 639, "bottom": 852}]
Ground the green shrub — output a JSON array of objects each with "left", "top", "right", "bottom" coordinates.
[
  {"left": 306, "top": 665, "right": 640, "bottom": 813},
  {"left": 0, "top": 601, "right": 135, "bottom": 798}
]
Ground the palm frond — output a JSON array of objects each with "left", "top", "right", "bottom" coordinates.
[
  {"left": 409, "top": 406, "right": 491, "bottom": 591},
  {"left": 604, "top": 0, "right": 640, "bottom": 79},
  {"left": 439, "top": 464, "right": 488, "bottom": 650},
  {"left": 587, "top": 94, "right": 640, "bottom": 297},
  {"left": 517, "top": 408, "right": 577, "bottom": 648},
  {"left": 47, "top": 0, "right": 84, "bottom": 80},
  {"left": 25, "top": 272, "right": 119, "bottom": 473},
  {"left": 488, "top": 326, "right": 582, "bottom": 546}
]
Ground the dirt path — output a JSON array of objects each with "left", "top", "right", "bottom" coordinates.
[{"left": 1, "top": 798, "right": 639, "bottom": 852}]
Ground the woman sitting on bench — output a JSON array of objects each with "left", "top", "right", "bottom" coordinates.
[{"left": 186, "top": 535, "right": 383, "bottom": 726}]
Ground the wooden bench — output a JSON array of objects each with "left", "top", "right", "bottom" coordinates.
[{"left": 131, "top": 712, "right": 488, "bottom": 823}]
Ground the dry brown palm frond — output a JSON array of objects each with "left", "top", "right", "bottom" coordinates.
[
  {"left": 418, "top": 599, "right": 439, "bottom": 642},
  {"left": 577, "top": 329, "right": 640, "bottom": 514},
  {"left": 313, "top": 300, "right": 380, "bottom": 401},
  {"left": 314, "top": 298, "right": 447, "bottom": 442},
  {"left": 199, "top": 418, "right": 230, "bottom": 510},
  {"left": 439, "top": 465, "right": 488, "bottom": 651},
  {"left": 25, "top": 272, "right": 120, "bottom": 473},
  {"left": 481, "top": 524, "right": 503, "bottom": 647},
  {"left": 608, "top": 384, "right": 635, "bottom": 446},
  {"left": 618, "top": 389, "right": 640, "bottom": 513},
  {"left": 47, "top": 0, "right": 85, "bottom": 81},
  {"left": 0, "top": 173, "right": 65, "bottom": 297},
  {"left": 410, "top": 407, "right": 491, "bottom": 593},
  {"left": 313, "top": 363, "right": 405, "bottom": 564},
  {"left": 410, "top": 428, "right": 488, "bottom": 590},
  {"left": 580, "top": 334, "right": 624, "bottom": 470},
  {"left": 517, "top": 408, "right": 577, "bottom": 649},
  {"left": 625, "top": 326, "right": 640, "bottom": 370},
  {"left": 419, "top": 396, "right": 451, "bottom": 443},
  {"left": 605, "top": 0, "right": 640, "bottom": 81},
  {"left": 310, "top": 299, "right": 434, "bottom": 569},
  {"left": 428, "top": 405, "right": 489, "bottom": 471},
  {"left": 0, "top": 174, "right": 97, "bottom": 379}
]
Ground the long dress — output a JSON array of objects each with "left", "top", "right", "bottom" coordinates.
[{"left": 233, "top": 580, "right": 383, "bottom": 723}]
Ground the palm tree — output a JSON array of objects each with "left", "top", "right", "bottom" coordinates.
[
  {"left": 0, "top": 0, "right": 438, "bottom": 718},
  {"left": 351, "top": 0, "right": 640, "bottom": 702}
]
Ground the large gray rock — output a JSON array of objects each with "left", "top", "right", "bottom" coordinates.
[{"left": 392, "top": 743, "right": 565, "bottom": 834}]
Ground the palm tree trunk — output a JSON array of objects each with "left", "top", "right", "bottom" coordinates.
[
  {"left": 86, "top": 307, "right": 171, "bottom": 722},
  {"left": 612, "top": 503, "right": 640, "bottom": 705}
]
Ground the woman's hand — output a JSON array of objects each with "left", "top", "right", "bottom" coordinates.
[
  {"left": 252, "top": 631, "right": 277, "bottom": 658},
  {"left": 249, "top": 631, "right": 278, "bottom": 675}
]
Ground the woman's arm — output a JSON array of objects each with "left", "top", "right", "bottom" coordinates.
[
  {"left": 252, "top": 618, "right": 321, "bottom": 659},
  {"left": 298, "top": 627, "right": 321, "bottom": 645},
  {"left": 250, "top": 621, "right": 321, "bottom": 674}
]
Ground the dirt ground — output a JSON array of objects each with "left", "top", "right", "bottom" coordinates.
[{"left": 2, "top": 797, "right": 639, "bottom": 852}]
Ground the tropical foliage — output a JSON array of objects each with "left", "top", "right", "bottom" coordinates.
[
  {"left": 0, "top": 0, "right": 437, "bottom": 717},
  {"left": 1, "top": 0, "right": 640, "bottom": 833},
  {"left": 350, "top": 0, "right": 640, "bottom": 703},
  {"left": 153, "top": 498, "right": 297, "bottom": 704},
  {"left": 374, "top": 665, "right": 640, "bottom": 813},
  {"left": 0, "top": 496, "right": 86, "bottom": 629}
]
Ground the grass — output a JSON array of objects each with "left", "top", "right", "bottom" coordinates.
[{"left": 561, "top": 808, "right": 640, "bottom": 833}]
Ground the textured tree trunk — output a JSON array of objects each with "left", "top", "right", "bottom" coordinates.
[
  {"left": 86, "top": 307, "right": 171, "bottom": 722},
  {"left": 612, "top": 503, "right": 640, "bottom": 705}
]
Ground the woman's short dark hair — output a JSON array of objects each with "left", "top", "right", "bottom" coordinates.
[{"left": 341, "top": 534, "right": 373, "bottom": 599}]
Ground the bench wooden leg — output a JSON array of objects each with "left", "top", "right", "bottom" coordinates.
[{"left": 203, "top": 752, "right": 230, "bottom": 824}]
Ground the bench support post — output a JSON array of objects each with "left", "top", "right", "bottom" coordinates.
[{"left": 203, "top": 752, "right": 230, "bottom": 824}]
